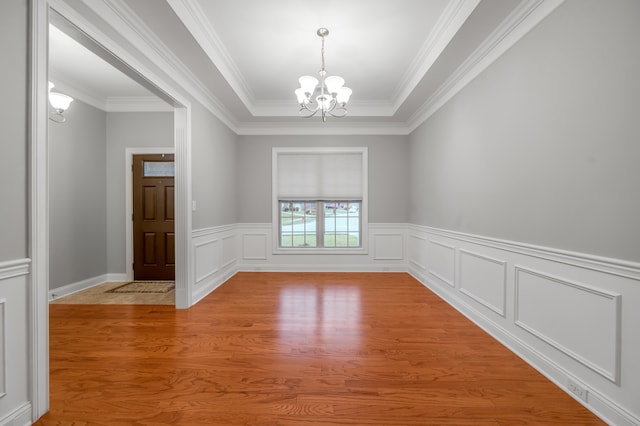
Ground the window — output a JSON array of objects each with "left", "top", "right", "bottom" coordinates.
[
  {"left": 279, "top": 200, "right": 361, "bottom": 248},
  {"left": 273, "top": 147, "right": 368, "bottom": 253}
]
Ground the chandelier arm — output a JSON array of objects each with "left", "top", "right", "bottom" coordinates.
[
  {"left": 327, "top": 108, "right": 347, "bottom": 118},
  {"left": 299, "top": 107, "right": 320, "bottom": 118}
]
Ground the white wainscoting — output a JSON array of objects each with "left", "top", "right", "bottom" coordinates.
[
  {"left": 459, "top": 249, "right": 507, "bottom": 317},
  {"left": 191, "top": 225, "right": 238, "bottom": 304},
  {"left": 0, "top": 259, "right": 31, "bottom": 426},
  {"left": 407, "top": 225, "right": 640, "bottom": 426},
  {"left": 514, "top": 266, "right": 621, "bottom": 383},
  {"left": 237, "top": 223, "right": 407, "bottom": 272},
  {"left": 428, "top": 239, "right": 455, "bottom": 287}
]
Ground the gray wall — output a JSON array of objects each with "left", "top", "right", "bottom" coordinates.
[
  {"left": 191, "top": 101, "right": 238, "bottom": 229},
  {"left": 0, "top": 0, "right": 27, "bottom": 261},
  {"left": 49, "top": 100, "right": 108, "bottom": 289},
  {"left": 105, "top": 111, "right": 174, "bottom": 274},
  {"left": 408, "top": 0, "right": 640, "bottom": 262},
  {"left": 236, "top": 135, "right": 409, "bottom": 223}
]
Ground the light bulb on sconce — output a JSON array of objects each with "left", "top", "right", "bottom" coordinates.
[{"left": 48, "top": 81, "right": 74, "bottom": 123}]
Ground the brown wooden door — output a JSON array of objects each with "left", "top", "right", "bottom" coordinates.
[{"left": 133, "top": 154, "right": 175, "bottom": 281}]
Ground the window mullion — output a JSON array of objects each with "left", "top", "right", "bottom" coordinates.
[{"left": 317, "top": 201, "right": 325, "bottom": 248}]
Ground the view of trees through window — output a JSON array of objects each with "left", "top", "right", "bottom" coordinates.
[{"left": 280, "top": 201, "right": 361, "bottom": 248}]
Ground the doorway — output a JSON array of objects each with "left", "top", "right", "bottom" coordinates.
[
  {"left": 132, "top": 154, "right": 175, "bottom": 281},
  {"left": 31, "top": 4, "right": 194, "bottom": 420}
]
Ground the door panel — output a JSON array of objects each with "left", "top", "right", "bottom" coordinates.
[
  {"left": 165, "top": 186, "right": 175, "bottom": 220},
  {"left": 133, "top": 154, "right": 175, "bottom": 281},
  {"left": 166, "top": 233, "right": 175, "bottom": 265}
]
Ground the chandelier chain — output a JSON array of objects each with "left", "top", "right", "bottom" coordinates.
[{"left": 321, "top": 34, "right": 326, "bottom": 73}]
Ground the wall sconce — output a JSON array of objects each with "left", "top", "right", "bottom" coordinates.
[{"left": 48, "top": 81, "right": 74, "bottom": 123}]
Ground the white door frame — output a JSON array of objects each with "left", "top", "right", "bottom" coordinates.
[
  {"left": 30, "top": 0, "right": 194, "bottom": 420},
  {"left": 125, "top": 148, "right": 175, "bottom": 283}
]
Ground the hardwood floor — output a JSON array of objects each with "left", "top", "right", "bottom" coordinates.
[{"left": 36, "top": 272, "right": 604, "bottom": 425}]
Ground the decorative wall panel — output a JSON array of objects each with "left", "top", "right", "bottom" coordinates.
[{"left": 459, "top": 249, "right": 507, "bottom": 316}]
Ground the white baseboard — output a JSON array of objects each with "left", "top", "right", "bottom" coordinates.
[
  {"left": 48, "top": 273, "right": 130, "bottom": 301},
  {"left": 238, "top": 264, "right": 407, "bottom": 273},
  {"left": 0, "top": 402, "right": 32, "bottom": 426},
  {"left": 192, "top": 265, "right": 237, "bottom": 305},
  {"left": 106, "top": 273, "right": 127, "bottom": 282},
  {"left": 48, "top": 274, "right": 109, "bottom": 301}
]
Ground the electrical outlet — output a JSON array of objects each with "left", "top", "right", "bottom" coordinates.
[{"left": 567, "top": 378, "right": 588, "bottom": 402}]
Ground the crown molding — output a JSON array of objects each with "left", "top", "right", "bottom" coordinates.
[
  {"left": 54, "top": 0, "right": 566, "bottom": 136},
  {"left": 166, "top": 0, "right": 256, "bottom": 109},
  {"left": 251, "top": 100, "right": 397, "bottom": 118},
  {"left": 105, "top": 96, "right": 174, "bottom": 112},
  {"left": 390, "top": 0, "right": 481, "bottom": 111},
  {"left": 100, "top": 0, "right": 238, "bottom": 125},
  {"left": 236, "top": 121, "right": 411, "bottom": 136},
  {"left": 407, "top": 0, "right": 566, "bottom": 133},
  {"left": 49, "top": 76, "right": 106, "bottom": 111},
  {"left": 168, "top": 0, "right": 482, "bottom": 120},
  {"left": 64, "top": 0, "right": 238, "bottom": 131},
  {"left": 50, "top": 76, "right": 171, "bottom": 112}
]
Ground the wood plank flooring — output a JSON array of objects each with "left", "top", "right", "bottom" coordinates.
[{"left": 36, "top": 272, "right": 604, "bottom": 425}]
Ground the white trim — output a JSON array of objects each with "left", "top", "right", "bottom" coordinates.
[
  {"left": 239, "top": 263, "right": 407, "bottom": 273},
  {"left": 141, "top": 0, "right": 561, "bottom": 137},
  {"left": 372, "top": 233, "right": 405, "bottom": 260},
  {"left": 407, "top": 0, "right": 565, "bottom": 132},
  {"left": 49, "top": 76, "right": 106, "bottom": 111},
  {"left": 0, "top": 402, "right": 32, "bottom": 426},
  {"left": 514, "top": 266, "right": 621, "bottom": 383},
  {"left": 166, "top": 0, "right": 481, "bottom": 120},
  {"left": 428, "top": 239, "right": 456, "bottom": 287},
  {"left": 166, "top": 0, "right": 256, "bottom": 113},
  {"left": 125, "top": 147, "right": 175, "bottom": 282},
  {"left": 48, "top": 274, "right": 114, "bottom": 301},
  {"left": 29, "top": 0, "right": 50, "bottom": 420},
  {"left": 173, "top": 107, "right": 193, "bottom": 309},
  {"left": 0, "top": 298, "right": 6, "bottom": 399},
  {"left": 391, "top": 0, "right": 481, "bottom": 110},
  {"left": 107, "top": 273, "right": 127, "bottom": 282},
  {"left": 50, "top": 77, "right": 172, "bottom": 112},
  {"left": 408, "top": 224, "right": 640, "bottom": 280},
  {"left": 237, "top": 122, "right": 411, "bottom": 136},
  {"left": 0, "top": 259, "right": 31, "bottom": 281},
  {"left": 242, "top": 234, "right": 268, "bottom": 260},
  {"left": 192, "top": 224, "right": 236, "bottom": 238},
  {"left": 93, "top": 0, "right": 238, "bottom": 132},
  {"left": 105, "top": 96, "right": 173, "bottom": 112},
  {"left": 458, "top": 249, "right": 507, "bottom": 317}
]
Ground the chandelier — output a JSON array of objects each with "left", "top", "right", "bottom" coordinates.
[{"left": 295, "top": 28, "right": 352, "bottom": 121}]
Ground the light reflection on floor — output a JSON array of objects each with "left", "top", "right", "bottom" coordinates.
[{"left": 278, "top": 285, "right": 361, "bottom": 349}]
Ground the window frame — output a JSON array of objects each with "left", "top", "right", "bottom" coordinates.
[
  {"left": 278, "top": 200, "right": 362, "bottom": 249},
  {"left": 272, "top": 147, "right": 368, "bottom": 255}
]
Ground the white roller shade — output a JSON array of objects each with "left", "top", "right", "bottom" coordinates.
[{"left": 277, "top": 151, "right": 363, "bottom": 200}]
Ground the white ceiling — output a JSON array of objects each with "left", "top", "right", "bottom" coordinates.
[{"left": 49, "top": 0, "right": 548, "bottom": 133}]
